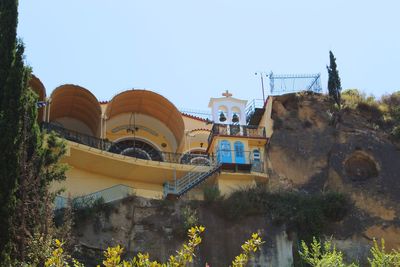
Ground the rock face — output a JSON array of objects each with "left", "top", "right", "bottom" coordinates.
[
  {"left": 268, "top": 93, "right": 400, "bottom": 254},
  {"left": 74, "top": 197, "right": 293, "bottom": 266}
]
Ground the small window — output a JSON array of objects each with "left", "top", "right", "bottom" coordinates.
[{"left": 253, "top": 149, "right": 260, "bottom": 162}]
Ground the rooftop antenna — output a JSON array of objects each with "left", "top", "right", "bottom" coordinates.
[{"left": 255, "top": 72, "right": 268, "bottom": 102}]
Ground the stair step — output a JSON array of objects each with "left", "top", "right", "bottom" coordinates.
[{"left": 164, "top": 164, "right": 222, "bottom": 198}]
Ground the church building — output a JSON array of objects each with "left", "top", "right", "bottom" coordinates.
[{"left": 29, "top": 76, "right": 274, "bottom": 205}]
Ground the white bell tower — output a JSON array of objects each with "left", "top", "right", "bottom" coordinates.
[{"left": 208, "top": 90, "right": 247, "bottom": 125}]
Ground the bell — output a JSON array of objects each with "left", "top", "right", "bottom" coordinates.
[
  {"left": 219, "top": 112, "right": 226, "bottom": 122},
  {"left": 232, "top": 113, "right": 239, "bottom": 123}
]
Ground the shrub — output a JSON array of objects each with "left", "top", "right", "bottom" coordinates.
[
  {"left": 43, "top": 226, "right": 264, "bottom": 267},
  {"left": 391, "top": 125, "right": 400, "bottom": 140},
  {"left": 299, "top": 237, "right": 400, "bottom": 267},
  {"left": 357, "top": 102, "right": 384, "bottom": 125},
  {"left": 342, "top": 89, "right": 365, "bottom": 109},
  {"left": 299, "top": 237, "right": 355, "bottom": 267},
  {"left": 203, "top": 185, "right": 222, "bottom": 203},
  {"left": 181, "top": 206, "right": 198, "bottom": 232},
  {"left": 221, "top": 185, "right": 350, "bottom": 241}
]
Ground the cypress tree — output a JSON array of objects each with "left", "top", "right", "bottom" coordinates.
[
  {"left": 1, "top": 1, "right": 68, "bottom": 263},
  {"left": 0, "top": 0, "right": 28, "bottom": 260},
  {"left": 327, "top": 51, "right": 342, "bottom": 108}
]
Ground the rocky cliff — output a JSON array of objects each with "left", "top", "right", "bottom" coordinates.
[
  {"left": 73, "top": 197, "right": 293, "bottom": 266},
  {"left": 268, "top": 93, "right": 400, "bottom": 257}
]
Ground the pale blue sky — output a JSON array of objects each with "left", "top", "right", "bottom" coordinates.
[{"left": 18, "top": 0, "right": 400, "bottom": 110}]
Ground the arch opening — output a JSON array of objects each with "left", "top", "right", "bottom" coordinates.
[
  {"left": 109, "top": 139, "right": 163, "bottom": 161},
  {"left": 344, "top": 151, "right": 379, "bottom": 181}
]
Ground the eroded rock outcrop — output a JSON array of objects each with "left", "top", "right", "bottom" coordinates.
[{"left": 268, "top": 93, "right": 400, "bottom": 254}]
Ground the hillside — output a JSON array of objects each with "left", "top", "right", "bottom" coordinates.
[{"left": 268, "top": 93, "right": 400, "bottom": 253}]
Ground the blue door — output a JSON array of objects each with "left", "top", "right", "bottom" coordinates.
[
  {"left": 218, "top": 140, "right": 232, "bottom": 163},
  {"left": 234, "top": 141, "right": 245, "bottom": 164}
]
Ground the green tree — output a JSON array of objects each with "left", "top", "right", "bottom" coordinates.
[
  {"left": 0, "top": 0, "right": 28, "bottom": 261},
  {"left": 0, "top": 0, "right": 68, "bottom": 263},
  {"left": 327, "top": 51, "right": 342, "bottom": 108}
]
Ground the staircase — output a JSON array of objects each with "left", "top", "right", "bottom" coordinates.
[{"left": 163, "top": 163, "right": 222, "bottom": 198}]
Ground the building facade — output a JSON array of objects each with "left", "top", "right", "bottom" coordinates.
[{"left": 30, "top": 76, "right": 274, "bottom": 202}]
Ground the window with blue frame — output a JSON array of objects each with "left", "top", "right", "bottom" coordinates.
[
  {"left": 218, "top": 140, "right": 232, "bottom": 163},
  {"left": 234, "top": 141, "right": 245, "bottom": 164}
]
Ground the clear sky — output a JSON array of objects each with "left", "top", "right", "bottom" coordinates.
[{"left": 18, "top": 0, "right": 400, "bottom": 110}]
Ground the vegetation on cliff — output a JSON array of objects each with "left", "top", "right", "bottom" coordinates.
[
  {"left": 220, "top": 185, "right": 349, "bottom": 241},
  {"left": 43, "top": 226, "right": 264, "bottom": 267},
  {"left": 341, "top": 88, "right": 400, "bottom": 140}
]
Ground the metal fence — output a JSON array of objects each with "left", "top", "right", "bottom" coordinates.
[
  {"left": 269, "top": 72, "right": 322, "bottom": 96},
  {"left": 54, "top": 184, "right": 134, "bottom": 210},
  {"left": 42, "top": 122, "right": 214, "bottom": 166},
  {"left": 43, "top": 122, "right": 265, "bottom": 173}
]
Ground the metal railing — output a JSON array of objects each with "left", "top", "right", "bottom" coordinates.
[
  {"left": 42, "top": 122, "right": 214, "bottom": 166},
  {"left": 215, "top": 149, "right": 265, "bottom": 172},
  {"left": 55, "top": 184, "right": 134, "bottom": 210},
  {"left": 245, "top": 99, "right": 265, "bottom": 118},
  {"left": 269, "top": 72, "right": 322, "bottom": 96},
  {"left": 42, "top": 122, "right": 265, "bottom": 173},
  {"left": 164, "top": 163, "right": 222, "bottom": 197},
  {"left": 208, "top": 123, "right": 266, "bottom": 144},
  {"left": 42, "top": 122, "right": 113, "bottom": 150}
]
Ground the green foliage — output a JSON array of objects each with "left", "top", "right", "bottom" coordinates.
[
  {"left": 222, "top": 185, "right": 349, "bottom": 241},
  {"left": 391, "top": 125, "right": 400, "bottom": 140},
  {"left": 43, "top": 226, "right": 264, "bottom": 267},
  {"left": 1, "top": 0, "right": 68, "bottom": 263},
  {"left": 203, "top": 185, "right": 221, "bottom": 203},
  {"left": 44, "top": 239, "right": 83, "bottom": 267},
  {"left": 0, "top": 40, "right": 29, "bottom": 264},
  {"left": 300, "top": 237, "right": 400, "bottom": 267},
  {"left": 342, "top": 89, "right": 375, "bottom": 109},
  {"left": 327, "top": 51, "right": 342, "bottom": 108},
  {"left": 230, "top": 233, "right": 264, "bottom": 267},
  {"left": 299, "top": 237, "right": 357, "bottom": 267},
  {"left": 72, "top": 196, "right": 106, "bottom": 222},
  {"left": 368, "top": 239, "right": 400, "bottom": 267},
  {"left": 181, "top": 206, "right": 198, "bottom": 232}
]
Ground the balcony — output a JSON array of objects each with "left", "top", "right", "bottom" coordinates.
[
  {"left": 208, "top": 123, "right": 266, "bottom": 144},
  {"left": 42, "top": 122, "right": 266, "bottom": 173},
  {"left": 42, "top": 122, "right": 215, "bottom": 166},
  {"left": 213, "top": 149, "right": 265, "bottom": 173}
]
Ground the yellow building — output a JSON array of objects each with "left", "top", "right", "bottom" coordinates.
[{"left": 30, "top": 77, "right": 273, "bottom": 203}]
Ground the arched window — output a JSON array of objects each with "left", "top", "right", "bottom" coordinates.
[
  {"left": 108, "top": 139, "right": 163, "bottom": 161},
  {"left": 180, "top": 150, "right": 210, "bottom": 166},
  {"left": 218, "top": 105, "right": 228, "bottom": 122},
  {"left": 231, "top": 106, "right": 241, "bottom": 125}
]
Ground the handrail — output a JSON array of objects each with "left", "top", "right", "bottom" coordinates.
[
  {"left": 54, "top": 184, "right": 134, "bottom": 210},
  {"left": 42, "top": 122, "right": 216, "bottom": 166},
  {"left": 164, "top": 163, "right": 222, "bottom": 197},
  {"left": 207, "top": 123, "right": 266, "bottom": 144}
]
